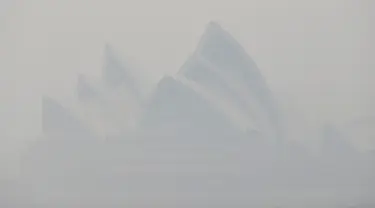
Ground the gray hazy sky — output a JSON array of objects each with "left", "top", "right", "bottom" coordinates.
[{"left": 0, "top": 0, "right": 374, "bottom": 141}]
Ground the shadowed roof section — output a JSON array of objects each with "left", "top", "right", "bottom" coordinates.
[
  {"left": 102, "top": 43, "right": 140, "bottom": 101},
  {"left": 179, "top": 21, "right": 284, "bottom": 141},
  {"left": 76, "top": 74, "right": 99, "bottom": 102}
]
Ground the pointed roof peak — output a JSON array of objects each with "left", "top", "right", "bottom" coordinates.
[
  {"left": 104, "top": 42, "right": 117, "bottom": 59},
  {"left": 195, "top": 21, "right": 241, "bottom": 55},
  {"left": 101, "top": 43, "right": 141, "bottom": 99},
  {"left": 102, "top": 43, "right": 126, "bottom": 86},
  {"left": 205, "top": 21, "right": 224, "bottom": 32},
  {"left": 206, "top": 20, "right": 222, "bottom": 28},
  {"left": 42, "top": 95, "right": 59, "bottom": 107},
  {"left": 201, "top": 21, "right": 227, "bottom": 39},
  {"left": 104, "top": 42, "right": 114, "bottom": 51},
  {"left": 77, "top": 73, "right": 85, "bottom": 82}
]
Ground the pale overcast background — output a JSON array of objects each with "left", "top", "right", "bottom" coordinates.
[{"left": 0, "top": 0, "right": 374, "bottom": 175}]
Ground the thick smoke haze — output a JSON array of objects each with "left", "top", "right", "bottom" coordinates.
[
  {"left": 1, "top": 0, "right": 374, "bottom": 140},
  {"left": 0, "top": 0, "right": 374, "bottom": 207}
]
